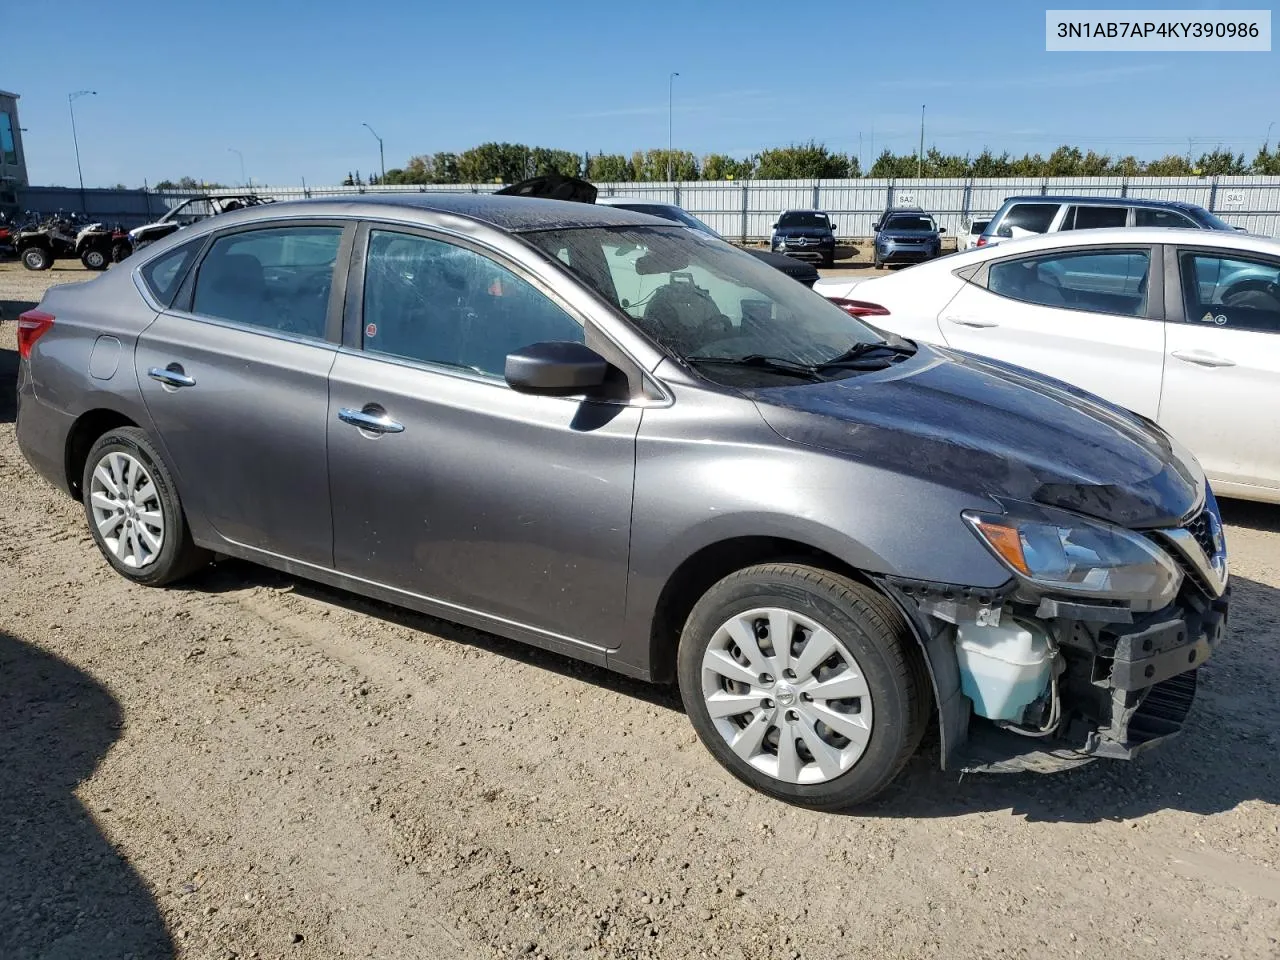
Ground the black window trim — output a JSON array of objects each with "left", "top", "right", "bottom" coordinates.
[
  {"left": 169, "top": 218, "right": 355, "bottom": 348},
  {"left": 1164, "top": 243, "right": 1280, "bottom": 329},
  {"left": 345, "top": 219, "right": 657, "bottom": 405},
  {"left": 972, "top": 243, "right": 1164, "bottom": 320}
]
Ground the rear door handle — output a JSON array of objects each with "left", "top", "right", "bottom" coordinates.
[
  {"left": 944, "top": 316, "right": 999, "bottom": 328},
  {"left": 147, "top": 366, "right": 196, "bottom": 388},
  {"left": 1171, "top": 350, "right": 1236, "bottom": 368},
  {"left": 338, "top": 407, "right": 405, "bottom": 434}
]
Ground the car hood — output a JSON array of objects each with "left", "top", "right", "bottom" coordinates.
[
  {"left": 743, "top": 344, "right": 1202, "bottom": 528},
  {"left": 775, "top": 226, "right": 832, "bottom": 239},
  {"left": 879, "top": 229, "right": 938, "bottom": 240}
]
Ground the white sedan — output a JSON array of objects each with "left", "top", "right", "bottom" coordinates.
[{"left": 814, "top": 227, "right": 1280, "bottom": 504}]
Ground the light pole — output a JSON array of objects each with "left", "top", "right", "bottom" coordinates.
[
  {"left": 1266, "top": 120, "right": 1276, "bottom": 151},
  {"left": 228, "top": 147, "right": 246, "bottom": 187},
  {"left": 668, "top": 71, "right": 680, "bottom": 182},
  {"left": 68, "top": 90, "right": 96, "bottom": 212},
  {"left": 917, "top": 104, "right": 925, "bottom": 179},
  {"left": 362, "top": 123, "right": 386, "bottom": 182}
]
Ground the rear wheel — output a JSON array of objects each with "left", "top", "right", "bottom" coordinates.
[
  {"left": 677, "top": 563, "right": 929, "bottom": 809},
  {"left": 22, "top": 246, "right": 52, "bottom": 271},
  {"left": 81, "top": 427, "right": 209, "bottom": 586}
]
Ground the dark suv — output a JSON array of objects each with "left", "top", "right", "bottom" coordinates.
[
  {"left": 770, "top": 209, "right": 837, "bottom": 267},
  {"left": 873, "top": 206, "right": 945, "bottom": 268}
]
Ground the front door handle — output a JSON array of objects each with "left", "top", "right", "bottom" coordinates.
[
  {"left": 338, "top": 407, "right": 405, "bottom": 434},
  {"left": 944, "top": 315, "right": 999, "bottom": 328},
  {"left": 147, "top": 365, "right": 196, "bottom": 388},
  {"left": 1171, "top": 350, "right": 1236, "bottom": 368}
]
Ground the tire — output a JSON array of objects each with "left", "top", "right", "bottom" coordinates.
[
  {"left": 111, "top": 242, "right": 131, "bottom": 263},
  {"left": 81, "top": 247, "right": 108, "bottom": 270},
  {"left": 81, "top": 427, "right": 210, "bottom": 586},
  {"left": 821, "top": 252, "right": 835, "bottom": 269},
  {"left": 677, "top": 563, "right": 930, "bottom": 810},
  {"left": 22, "top": 246, "right": 52, "bottom": 271},
  {"left": 873, "top": 259, "right": 885, "bottom": 271}
]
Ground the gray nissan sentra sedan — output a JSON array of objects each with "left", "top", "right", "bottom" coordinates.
[{"left": 15, "top": 194, "right": 1230, "bottom": 808}]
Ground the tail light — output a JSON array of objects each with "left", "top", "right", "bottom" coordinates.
[
  {"left": 975, "top": 236, "right": 988, "bottom": 247},
  {"left": 827, "top": 297, "right": 890, "bottom": 318},
  {"left": 16, "top": 310, "right": 55, "bottom": 360}
]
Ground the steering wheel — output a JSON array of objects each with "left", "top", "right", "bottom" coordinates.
[{"left": 1220, "top": 278, "right": 1280, "bottom": 312}]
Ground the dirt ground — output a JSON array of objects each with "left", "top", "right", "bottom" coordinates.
[{"left": 1, "top": 262, "right": 1277, "bottom": 960}]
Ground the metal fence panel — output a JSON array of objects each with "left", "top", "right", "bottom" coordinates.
[{"left": 19, "top": 176, "right": 1280, "bottom": 239}]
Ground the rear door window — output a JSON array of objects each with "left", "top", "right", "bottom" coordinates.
[
  {"left": 996, "top": 203, "right": 1058, "bottom": 237},
  {"left": 1065, "top": 205, "right": 1128, "bottom": 230},
  {"left": 190, "top": 225, "right": 343, "bottom": 339},
  {"left": 987, "top": 249, "right": 1151, "bottom": 317}
]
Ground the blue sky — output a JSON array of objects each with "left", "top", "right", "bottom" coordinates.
[{"left": 6, "top": 0, "right": 1277, "bottom": 187}]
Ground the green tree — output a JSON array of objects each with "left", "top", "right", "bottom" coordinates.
[
  {"left": 1113, "top": 155, "right": 1143, "bottom": 177},
  {"left": 755, "top": 141, "right": 850, "bottom": 179},
  {"left": 629, "top": 149, "right": 699, "bottom": 181},
  {"left": 1144, "top": 153, "right": 1194, "bottom": 176},
  {"left": 529, "top": 147, "right": 582, "bottom": 178},
  {"left": 587, "top": 153, "right": 633, "bottom": 181},
  {"left": 1044, "top": 145, "right": 1084, "bottom": 176},
  {"left": 971, "top": 149, "right": 1013, "bottom": 178},
  {"left": 1251, "top": 145, "right": 1280, "bottom": 175},
  {"left": 701, "top": 153, "right": 757, "bottom": 180},
  {"left": 1195, "top": 148, "right": 1247, "bottom": 175},
  {"left": 1009, "top": 153, "right": 1047, "bottom": 176},
  {"left": 868, "top": 149, "right": 915, "bottom": 177},
  {"left": 1079, "top": 150, "right": 1115, "bottom": 176}
]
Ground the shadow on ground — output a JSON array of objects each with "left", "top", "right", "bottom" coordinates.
[
  {"left": 187, "top": 529, "right": 1279, "bottom": 826},
  {"left": 0, "top": 631, "right": 174, "bottom": 959}
]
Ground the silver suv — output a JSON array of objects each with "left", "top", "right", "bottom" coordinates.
[{"left": 979, "top": 195, "right": 1241, "bottom": 247}]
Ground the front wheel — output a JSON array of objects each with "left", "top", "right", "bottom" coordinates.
[
  {"left": 22, "top": 246, "right": 52, "bottom": 271},
  {"left": 81, "top": 247, "right": 108, "bottom": 270},
  {"left": 81, "top": 427, "right": 210, "bottom": 586},
  {"left": 677, "top": 564, "right": 929, "bottom": 809}
]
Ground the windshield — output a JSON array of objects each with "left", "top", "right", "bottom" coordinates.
[
  {"left": 885, "top": 215, "right": 935, "bottom": 232},
  {"left": 969, "top": 220, "right": 989, "bottom": 234},
  {"left": 1191, "top": 206, "right": 1237, "bottom": 231},
  {"left": 526, "top": 225, "right": 882, "bottom": 374},
  {"left": 776, "top": 212, "right": 829, "bottom": 229}
]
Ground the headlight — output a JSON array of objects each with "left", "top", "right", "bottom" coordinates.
[{"left": 963, "top": 505, "right": 1182, "bottom": 607}]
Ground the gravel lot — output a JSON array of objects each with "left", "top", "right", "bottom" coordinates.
[{"left": 2, "top": 261, "right": 1278, "bottom": 960}]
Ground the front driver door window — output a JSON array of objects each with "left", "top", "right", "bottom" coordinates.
[
  {"left": 936, "top": 247, "right": 1164, "bottom": 417},
  {"left": 1157, "top": 250, "right": 1280, "bottom": 492},
  {"left": 327, "top": 227, "right": 639, "bottom": 647}
]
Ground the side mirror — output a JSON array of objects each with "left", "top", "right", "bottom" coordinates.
[
  {"left": 830, "top": 223, "right": 837, "bottom": 233},
  {"left": 505, "top": 341, "right": 609, "bottom": 396},
  {"left": 938, "top": 227, "right": 947, "bottom": 234},
  {"left": 771, "top": 222, "right": 778, "bottom": 229}
]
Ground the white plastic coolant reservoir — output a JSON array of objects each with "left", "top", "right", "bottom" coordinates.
[{"left": 954, "top": 620, "right": 1052, "bottom": 723}]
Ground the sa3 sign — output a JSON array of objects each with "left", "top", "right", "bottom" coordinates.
[{"left": 1221, "top": 192, "right": 1247, "bottom": 207}]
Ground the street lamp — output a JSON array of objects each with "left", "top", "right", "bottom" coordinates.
[
  {"left": 228, "top": 147, "right": 246, "bottom": 187},
  {"left": 68, "top": 90, "right": 96, "bottom": 212},
  {"left": 668, "top": 71, "right": 680, "bottom": 182},
  {"left": 917, "top": 104, "right": 925, "bottom": 179},
  {"left": 1266, "top": 120, "right": 1276, "bottom": 151},
  {"left": 362, "top": 123, "right": 386, "bottom": 182}
]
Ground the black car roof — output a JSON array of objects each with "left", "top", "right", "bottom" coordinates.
[
  {"left": 1000, "top": 195, "right": 1205, "bottom": 212},
  {"left": 271, "top": 192, "right": 669, "bottom": 233}
]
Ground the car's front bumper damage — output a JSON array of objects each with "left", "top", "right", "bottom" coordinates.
[{"left": 877, "top": 500, "right": 1230, "bottom": 776}]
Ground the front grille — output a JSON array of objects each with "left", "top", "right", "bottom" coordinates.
[
  {"left": 1126, "top": 669, "right": 1198, "bottom": 746},
  {"left": 1185, "top": 509, "right": 1217, "bottom": 560}
]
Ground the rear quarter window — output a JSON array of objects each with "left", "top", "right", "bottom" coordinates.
[
  {"left": 139, "top": 237, "right": 205, "bottom": 307},
  {"left": 996, "top": 203, "right": 1059, "bottom": 237}
]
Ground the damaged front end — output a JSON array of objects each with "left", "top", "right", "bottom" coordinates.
[{"left": 880, "top": 488, "right": 1230, "bottom": 775}]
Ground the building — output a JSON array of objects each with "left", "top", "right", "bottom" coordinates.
[{"left": 0, "top": 89, "right": 28, "bottom": 216}]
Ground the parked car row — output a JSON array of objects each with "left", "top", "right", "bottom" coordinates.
[
  {"left": 815, "top": 225, "right": 1280, "bottom": 504},
  {"left": 15, "top": 184, "right": 1231, "bottom": 810}
]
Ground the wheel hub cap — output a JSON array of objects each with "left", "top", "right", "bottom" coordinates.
[
  {"left": 700, "top": 606, "right": 874, "bottom": 785},
  {"left": 88, "top": 451, "right": 165, "bottom": 569}
]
